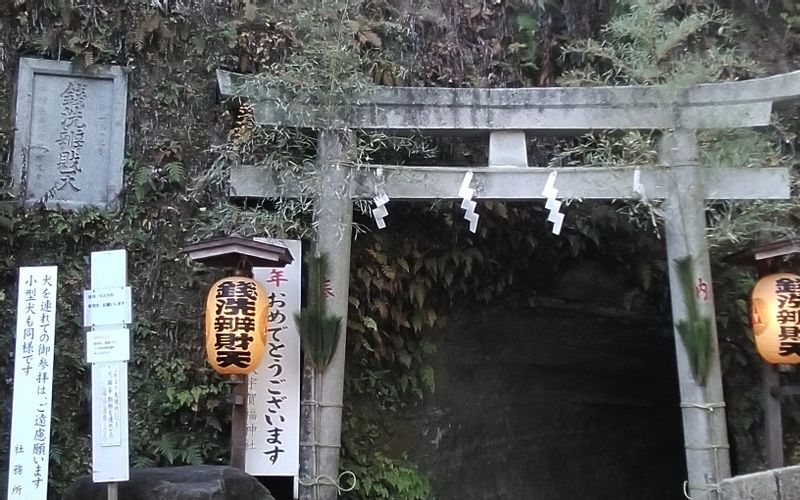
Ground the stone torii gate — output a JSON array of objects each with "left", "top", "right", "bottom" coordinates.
[{"left": 218, "top": 69, "right": 800, "bottom": 500}]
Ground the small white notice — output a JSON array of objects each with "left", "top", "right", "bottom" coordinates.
[
  {"left": 86, "top": 329, "right": 130, "bottom": 364},
  {"left": 83, "top": 287, "right": 131, "bottom": 327},
  {"left": 99, "top": 363, "right": 123, "bottom": 447}
]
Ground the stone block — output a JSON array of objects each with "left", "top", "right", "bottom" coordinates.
[
  {"left": 720, "top": 470, "right": 779, "bottom": 500},
  {"left": 776, "top": 465, "right": 800, "bottom": 500},
  {"left": 61, "top": 465, "right": 276, "bottom": 500},
  {"left": 10, "top": 58, "right": 127, "bottom": 210},
  {"left": 488, "top": 131, "right": 528, "bottom": 168}
]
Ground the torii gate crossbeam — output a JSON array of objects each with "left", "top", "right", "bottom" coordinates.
[{"left": 230, "top": 164, "right": 789, "bottom": 201}]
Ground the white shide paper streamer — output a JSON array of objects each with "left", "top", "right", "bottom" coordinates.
[
  {"left": 632, "top": 168, "right": 647, "bottom": 200},
  {"left": 372, "top": 190, "right": 390, "bottom": 229},
  {"left": 458, "top": 171, "right": 479, "bottom": 233},
  {"left": 542, "top": 171, "right": 564, "bottom": 235}
]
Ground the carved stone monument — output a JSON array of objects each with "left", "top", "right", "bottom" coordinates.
[{"left": 10, "top": 58, "right": 127, "bottom": 210}]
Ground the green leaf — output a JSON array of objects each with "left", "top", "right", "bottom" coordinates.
[
  {"left": 363, "top": 316, "right": 378, "bottom": 332},
  {"left": 420, "top": 366, "right": 435, "bottom": 393},
  {"left": 164, "top": 162, "right": 186, "bottom": 184}
]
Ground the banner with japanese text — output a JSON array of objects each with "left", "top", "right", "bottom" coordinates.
[
  {"left": 247, "top": 239, "right": 301, "bottom": 477},
  {"left": 7, "top": 266, "right": 58, "bottom": 499}
]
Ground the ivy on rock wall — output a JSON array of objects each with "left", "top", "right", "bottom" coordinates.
[{"left": 0, "top": 1, "right": 305, "bottom": 496}]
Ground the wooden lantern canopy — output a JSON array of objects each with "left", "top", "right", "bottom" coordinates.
[
  {"left": 182, "top": 235, "right": 293, "bottom": 375},
  {"left": 751, "top": 273, "right": 800, "bottom": 365},
  {"left": 182, "top": 235, "right": 293, "bottom": 270}
]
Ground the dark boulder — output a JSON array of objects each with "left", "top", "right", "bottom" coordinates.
[{"left": 62, "top": 465, "right": 275, "bottom": 500}]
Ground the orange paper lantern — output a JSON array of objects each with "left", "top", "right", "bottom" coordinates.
[
  {"left": 750, "top": 272, "right": 800, "bottom": 365},
  {"left": 205, "top": 276, "right": 268, "bottom": 375}
]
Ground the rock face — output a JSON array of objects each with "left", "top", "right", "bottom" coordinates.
[
  {"left": 390, "top": 302, "right": 687, "bottom": 500},
  {"left": 62, "top": 465, "right": 275, "bottom": 500}
]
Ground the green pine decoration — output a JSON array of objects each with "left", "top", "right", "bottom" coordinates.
[
  {"left": 674, "top": 255, "right": 713, "bottom": 385},
  {"left": 295, "top": 253, "right": 343, "bottom": 372}
]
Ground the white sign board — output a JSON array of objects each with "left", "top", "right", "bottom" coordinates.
[
  {"left": 83, "top": 287, "right": 131, "bottom": 326},
  {"left": 246, "top": 239, "right": 301, "bottom": 479},
  {"left": 86, "top": 328, "right": 130, "bottom": 363},
  {"left": 86, "top": 249, "right": 130, "bottom": 483},
  {"left": 7, "top": 266, "right": 58, "bottom": 500}
]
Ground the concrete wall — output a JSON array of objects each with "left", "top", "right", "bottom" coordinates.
[{"left": 720, "top": 466, "right": 800, "bottom": 500}]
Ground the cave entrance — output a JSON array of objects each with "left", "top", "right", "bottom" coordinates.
[{"left": 375, "top": 199, "right": 686, "bottom": 499}]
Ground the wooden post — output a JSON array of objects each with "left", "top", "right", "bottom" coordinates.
[
  {"left": 661, "top": 129, "right": 731, "bottom": 499},
  {"left": 230, "top": 374, "right": 248, "bottom": 469},
  {"left": 762, "top": 362, "right": 784, "bottom": 468}
]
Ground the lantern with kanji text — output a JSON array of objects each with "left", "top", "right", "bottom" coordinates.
[
  {"left": 182, "top": 235, "right": 292, "bottom": 469},
  {"left": 750, "top": 272, "right": 800, "bottom": 365},
  {"left": 205, "top": 276, "right": 268, "bottom": 375}
]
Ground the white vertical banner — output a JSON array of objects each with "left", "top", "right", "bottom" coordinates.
[
  {"left": 87, "top": 249, "right": 130, "bottom": 483},
  {"left": 247, "top": 239, "right": 301, "bottom": 479},
  {"left": 7, "top": 266, "right": 58, "bottom": 500}
]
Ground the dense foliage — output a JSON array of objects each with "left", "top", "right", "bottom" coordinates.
[
  {"left": 0, "top": 1, "right": 260, "bottom": 496},
  {"left": 1, "top": 0, "right": 800, "bottom": 498}
]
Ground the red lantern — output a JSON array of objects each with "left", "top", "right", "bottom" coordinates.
[
  {"left": 205, "top": 276, "right": 268, "bottom": 375},
  {"left": 750, "top": 273, "right": 800, "bottom": 364}
]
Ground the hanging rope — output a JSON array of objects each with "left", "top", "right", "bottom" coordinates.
[
  {"left": 680, "top": 401, "right": 728, "bottom": 498},
  {"left": 300, "top": 400, "right": 344, "bottom": 409},
  {"left": 680, "top": 402, "right": 726, "bottom": 412},
  {"left": 298, "top": 471, "right": 357, "bottom": 494},
  {"left": 300, "top": 368, "right": 356, "bottom": 499}
]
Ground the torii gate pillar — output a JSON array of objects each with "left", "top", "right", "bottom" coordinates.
[
  {"left": 300, "top": 130, "right": 354, "bottom": 500},
  {"left": 661, "top": 129, "right": 731, "bottom": 499}
]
